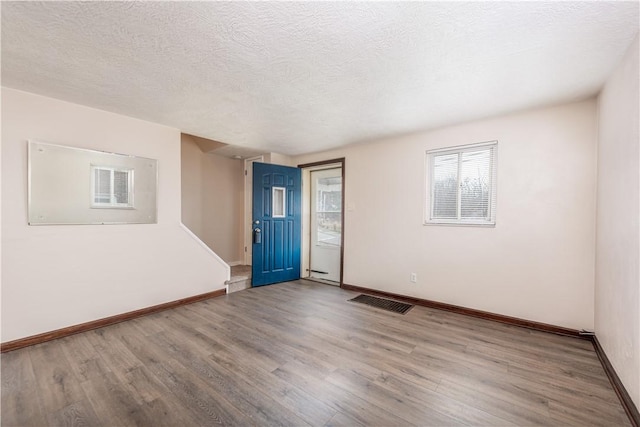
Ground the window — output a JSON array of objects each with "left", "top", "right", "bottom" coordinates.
[
  {"left": 91, "top": 166, "right": 134, "bottom": 208},
  {"left": 426, "top": 142, "right": 497, "bottom": 226},
  {"left": 315, "top": 175, "right": 342, "bottom": 246},
  {"left": 272, "top": 187, "right": 286, "bottom": 217}
]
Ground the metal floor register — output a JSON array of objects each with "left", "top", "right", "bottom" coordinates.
[{"left": 348, "top": 294, "right": 413, "bottom": 314}]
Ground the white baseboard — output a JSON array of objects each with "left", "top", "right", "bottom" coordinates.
[{"left": 227, "top": 260, "right": 244, "bottom": 266}]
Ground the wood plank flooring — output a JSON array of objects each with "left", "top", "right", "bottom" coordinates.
[{"left": 1, "top": 280, "right": 631, "bottom": 426}]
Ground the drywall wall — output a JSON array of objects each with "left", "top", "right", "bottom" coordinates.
[
  {"left": 595, "top": 35, "right": 639, "bottom": 408},
  {"left": 1, "top": 88, "right": 229, "bottom": 342},
  {"left": 181, "top": 136, "right": 204, "bottom": 242},
  {"left": 264, "top": 152, "right": 293, "bottom": 166},
  {"left": 181, "top": 135, "right": 244, "bottom": 263},
  {"left": 294, "top": 99, "right": 598, "bottom": 330}
]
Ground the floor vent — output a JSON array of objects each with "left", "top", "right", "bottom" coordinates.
[{"left": 348, "top": 294, "right": 413, "bottom": 314}]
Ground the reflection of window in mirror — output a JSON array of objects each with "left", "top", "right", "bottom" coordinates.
[{"left": 91, "top": 166, "right": 134, "bottom": 208}]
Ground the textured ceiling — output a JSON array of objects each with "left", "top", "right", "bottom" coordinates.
[{"left": 2, "top": 2, "right": 638, "bottom": 156}]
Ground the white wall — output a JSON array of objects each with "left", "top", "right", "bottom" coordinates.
[
  {"left": 294, "top": 100, "right": 598, "bottom": 330},
  {"left": 1, "top": 88, "right": 229, "bottom": 342},
  {"left": 595, "top": 35, "right": 639, "bottom": 408},
  {"left": 264, "top": 152, "right": 293, "bottom": 166},
  {"left": 181, "top": 134, "right": 244, "bottom": 263},
  {"left": 181, "top": 135, "right": 204, "bottom": 244}
]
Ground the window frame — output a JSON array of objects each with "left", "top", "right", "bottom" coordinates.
[
  {"left": 90, "top": 165, "right": 135, "bottom": 209},
  {"left": 272, "top": 186, "right": 286, "bottom": 218},
  {"left": 424, "top": 141, "right": 497, "bottom": 227}
]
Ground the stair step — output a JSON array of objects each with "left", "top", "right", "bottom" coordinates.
[
  {"left": 226, "top": 276, "right": 251, "bottom": 294},
  {"left": 226, "top": 275, "right": 249, "bottom": 284}
]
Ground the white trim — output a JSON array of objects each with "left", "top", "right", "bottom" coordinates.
[
  {"left": 227, "top": 260, "right": 243, "bottom": 266},
  {"left": 426, "top": 140, "right": 497, "bottom": 155},
  {"left": 425, "top": 219, "right": 496, "bottom": 227}
]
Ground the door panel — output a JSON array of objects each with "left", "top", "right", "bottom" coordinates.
[
  {"left": 252, "top": 162, "right": 301, "bottom": 286},
  {"left": 310, "top": 168, "right": 342, "bottom": 284}
]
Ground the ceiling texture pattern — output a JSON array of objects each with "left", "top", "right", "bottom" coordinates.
[{"left": 2, "top": 1, "right": 638, "bottom": 155}]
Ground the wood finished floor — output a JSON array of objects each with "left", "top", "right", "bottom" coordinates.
[{"left": 1, "top": 280, "right": 630, "bottom": 427}]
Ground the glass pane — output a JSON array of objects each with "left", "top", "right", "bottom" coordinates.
[
  {"left": 432, "top": 153, "right": 458, "bottom": 219},
  {"left": 94, "top": 168, "right": 112, "bottom": 204},
  {"left": 316, "top": 176, "right": 341, "bottom": 246},
  {"left": 460, "top": 149, "right": 491, "bottom": 219},
  {"left": 272, "top": 187, "right": 285, "bottom": 217},
  {"left": 114, "top": 170, "right": 130, "bottom": 204}
]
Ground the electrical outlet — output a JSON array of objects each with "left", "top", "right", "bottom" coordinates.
[{"left": 410, "top": 273, "right": 417, "bottom": 283}]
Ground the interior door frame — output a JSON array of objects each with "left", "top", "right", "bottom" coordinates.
[{"left": 298, "top": 158, "right": 345, "bottom": 287}]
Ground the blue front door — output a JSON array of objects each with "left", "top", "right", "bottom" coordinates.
[{"left": 252, "top": 162, "right": 301, "bottom": 286}]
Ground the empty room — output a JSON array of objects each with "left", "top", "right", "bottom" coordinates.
[{"left": 1, "top": 2, "right": 639, "bottom": 426}]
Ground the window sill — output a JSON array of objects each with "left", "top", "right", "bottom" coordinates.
[
  {"left": 423, "top": 220, "right": 495, "bottom": 228},
  {"left": 91, "top": 205, "right": 135, "bottom": 210}
]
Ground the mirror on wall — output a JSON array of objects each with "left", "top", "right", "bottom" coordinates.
[{"left": 28, "top": 140, "right": 158, "bottom": 225}]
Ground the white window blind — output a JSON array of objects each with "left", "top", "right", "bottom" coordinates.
[{"left": 426, "top": 142, "right": 497, "bottom": 226}]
